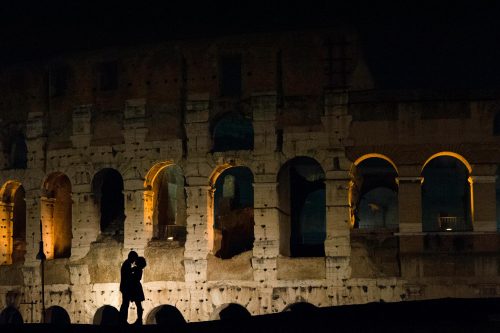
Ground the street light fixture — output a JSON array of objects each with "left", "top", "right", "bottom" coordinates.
[{"left": 36, "top": 220, "right": 46, "bottom": 323}]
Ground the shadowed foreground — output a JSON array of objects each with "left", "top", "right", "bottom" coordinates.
[{"left": 1, "top": 298, "right": 500, "bottom": 333}]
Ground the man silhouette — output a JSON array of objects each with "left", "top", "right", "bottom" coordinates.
[{"left": 119, "top": 250, "right": 138, "bottom": 324}]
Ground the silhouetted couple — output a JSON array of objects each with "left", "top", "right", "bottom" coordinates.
[{"left": 119, "top": 251, "right": 147, "bottom": 325}]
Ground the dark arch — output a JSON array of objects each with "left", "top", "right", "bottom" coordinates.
[
  {"left": 422, "top": 155, "right": 472, "bottom": 232},
  {"left": 152, "top": 165, "right": 187, "bottom": 242},
  {"left": 92, "top": 168, "right": 125, "bottom": 237},
  {"left": 352, "top": 157, "right": 399, "bottom": 229},
  {"left": 9, "top": 132, "right": 27, "bottom": 169},
  {"left": 44, "top": 172, "right": 72, "bottom": 259},
  {"left": 0, "top": 306, "right": 23, "bottom": 324},
  {"left": 278, "top": 157, "right": 325, "bottom": 257},
  {"left": 44, "top": 306, "right": 70, "bottom": 325},
  {"left": 146, "top": 305, "right": 186, "bottom": 326},
  {"left": 212, "top": 112, "right": 254, "bottom": 152},
  {"left": 93, "top": 305, "right": 120, "bottom": 325},
  {"left": 213, "top": 166, "right": 254, "bottom": 259},
  {"left": 211, "top": 303, "right": 251, "bottom": 321}
]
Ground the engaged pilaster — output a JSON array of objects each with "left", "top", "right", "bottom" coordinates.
[
  {"left": 324, "top": 170, "right": 352, "bottom": 282},
  {"left": 252, "top": 181, "right": 279, "bottom": 283},
  {"left": 470, "top": 174, "right": 497, "bottom": 232},
  {"left": 397, "top": 176, "right": 423, "bottom": 233}
]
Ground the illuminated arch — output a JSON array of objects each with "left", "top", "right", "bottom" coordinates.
[
  {"left": 350, "top": 154, "right": 399, "bottom": 230},
  {"left": 42, "top": 172, "right": 73, "bottom": 259},
  {"left": 0, "top": 181, "right": 26, "bottom": 264},
  {"left": 421, "top": 153, "right": 473, "bottom": 231},
  {"left": 353, "top": 153, "right": 399, "bottom": 174},
  {"left": 144, "top": 161, "right": 175, "bottom": 189},
  {"left": 0, "top": 180, "right": 22, "bottom": 203},
  {"left": 211, "top": 165, "right": 254, "bottom": 259},
  {"left": 144, "top": 162, "right": 187, "bottom": 241},
  {"left": 422, "top": 152, "right": 472, "bottom": 174},
  {"left": 209, "top": 163, "right": 235, "bottom": 187}
]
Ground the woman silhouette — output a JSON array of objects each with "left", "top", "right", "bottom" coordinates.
[{"left": 130, "top": 256, "right": 147, "bottom": 325}]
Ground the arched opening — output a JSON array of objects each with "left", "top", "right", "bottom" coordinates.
[
  {"left": 42, "top": 173, "right": 72, "bottom": 259},
  {"left": 146, "top": 305, "right": 186, "bottom": 326},
  {"left": 278, "top": 157, "right": 326, "bottom": 257},
  {"left": 93, "top": 305, "right": 120, "bottom": 325},
  {"left": 213, "top": 166, "right": 254, "bottom": 259},
  {"left": 210, "top": 303, "right": 251, "bottom": 321},
  {"left": 149, "top": 165, "right": 187, "bottom": 242},
  {"left": 44, "top": 306, "right": 70, "bottom": 325},
  {"left": 0, "top": 181, "right": 26, "bottom": 264},
  {"left": 350, "top": 156, "right": 399, "bottom": 229},
  {"left": 0, "top": 306, "right": 23, "bottom": 324},
  {"left": 422, "top": 154, "right": 472, "bottom": 232},
  {"left": 212, "top": 112, "right": 254, "bottom": 152},
  {"left": 92, "top": 168, "right": 125, "bottom": 237},
  {"left": 7, "top": 131, "right": 27, "bottom": 169}
]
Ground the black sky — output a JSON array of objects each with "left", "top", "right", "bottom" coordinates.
[{"left": 1, "top": 1, "right": 500, "bottom": 90}]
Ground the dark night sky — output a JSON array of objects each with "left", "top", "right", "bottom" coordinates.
[{"left": 1, "top": 1, "right": 499, "bottom": 90}]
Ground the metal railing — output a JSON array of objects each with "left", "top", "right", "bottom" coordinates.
[{"left": 438, "top": 216, "right": 471, "bottom": 232}]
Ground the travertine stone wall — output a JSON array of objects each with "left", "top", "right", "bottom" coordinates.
[{"left": 0, "top": 30, "right": 499, "bottom": 325}]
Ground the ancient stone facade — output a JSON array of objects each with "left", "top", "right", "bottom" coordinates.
[{"left": 0, "top": 28, "right": 499, "bottom": 324}]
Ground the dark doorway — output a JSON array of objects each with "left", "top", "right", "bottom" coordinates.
[
  {"left": 422, "top": 156, "right": 472, "bottom": 232},
  {"left": 213, "top": 166, "right": 254, "bottom": 259},
  {"left": 352, "top": 157, "right": 398, "bottom": 229},
  {"left": 92, "top": 168, "right": 125, "bottom": 236},
  {"left": 278, "top": 157, "right": 326, "bottom": 257},
  {"left": 212, "top": 112, "right": 254, "bottom": 152}
]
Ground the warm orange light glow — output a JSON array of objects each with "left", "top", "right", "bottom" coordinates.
[
  {"left": 468, "top": 176, "right": 475, "bottom": 225},
  {"left": 0, "top": 180, "right": 23, "bottom": 265},
  {"left": 208, "top": 163, "right": 235, "bottom": 187},
  {"left": 144, "top": 161, "right": 175, "bottom": 189},
  {"left": 421, "top": 152, "right": 474, "bottom": 228},
  {"left": 352, "top": 153, "right": 399, "bottom": 174},
  {"left": 421, "top": 151, "right": 472, "bottom": 174},
  {"left": 349, "top": 154, "right": 398, "bottom": 228}
]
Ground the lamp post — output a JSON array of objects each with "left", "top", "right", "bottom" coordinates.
[{"left": 36, "top": 220, "right": 46, "bottom": 323}]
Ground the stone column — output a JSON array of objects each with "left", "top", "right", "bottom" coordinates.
[
  {"left": 70, "top": 105, "right": 92, "bottom": 148},
  {"left": 40, "top": 197, "right": 55, "bottom": 260},
  {"left": 324, "top": 171, "right": 351, "bottom": 282},
  {"left": 71, "top": 183, "right": 100, "bottom": 260},
  {"left": 123, "top": 179, "right": 148, "bottom": 253},
  {"left": 185, "top": 94, "right": 210, "bottom": 156},
  {"left": 24, "top": 189, "right": 42, "bottom": 266},
  {"left": 184, "top": 184, "right": 211, "bottom": 282},
  {"left": 252, "top": 92, "right": 277, "bottom": 154},
  {"left": 252, "top": 181, "right": 279, "bottom": 283},
  {"left": 470, "top": 175, "right": 497, "bottom": 232},
  {"left": 397, "top": 176, "right": 423, "bottom": 233},
  {"left": 25, "top": 112, "right": 46, "bottom": 170},
  {"left": 0, "top": 202, "right": 13, "bottom": 264},
  {"left": 123, "top": 99, "right": 148, "bottom": 146}
]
